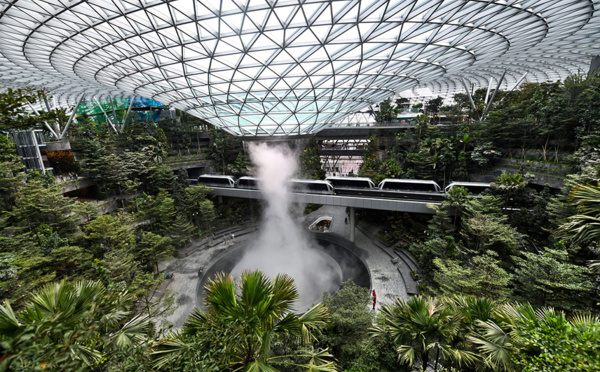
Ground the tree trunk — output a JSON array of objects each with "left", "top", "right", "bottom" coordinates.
[
  {"left": 421, "top": 351, "right": 429, "bottom": 372},
  {"left": 119, "top": 185, "right": 125, "bottom": 208},
  {"left": 542, "top": 136, "right": 549, "bottom": 161},
  {"left": 454, "top": 208, "right": 458, "bottom": 227}
]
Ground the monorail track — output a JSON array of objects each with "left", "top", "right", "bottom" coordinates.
[{"left": 333, "top": 188, "right": 446, "bottom": 202}]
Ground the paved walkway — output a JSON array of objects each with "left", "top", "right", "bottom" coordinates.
[
  {"left": 303, "top": 205, "right": 408, "bottom": 307},
  {"left": 157, "top": 233, "right": 254, "bottom": 329},
  {"left": 157, "top": 205, "right": 408, "bottom": 329}
]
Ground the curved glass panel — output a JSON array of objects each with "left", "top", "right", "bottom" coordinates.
[{"left": 0, "top": 0, "right": 598, "bottom": 136}]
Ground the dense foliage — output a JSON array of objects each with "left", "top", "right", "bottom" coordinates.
[
  {"left": 0, "top": 280, "right": 151, "bottom": 370},
  {"left": 152, "top": 271, "right": 336, "bottom": 372},
  {"left": 2, "top": 70, "right": 600, "bottom": 371},
  {"left": 373, "top": 295, "right": 600, "bottom": 372},
  {"left": 350, "top": 72, "right": 600, "bottom": 370}
]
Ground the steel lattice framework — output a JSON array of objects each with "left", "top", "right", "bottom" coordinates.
[{"left": 0, "top": 0, "right": 599, "bottom": 136}]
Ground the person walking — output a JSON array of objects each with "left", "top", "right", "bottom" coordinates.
[{"left": 371, "top": 289, "right": 377, "bottom": 310}]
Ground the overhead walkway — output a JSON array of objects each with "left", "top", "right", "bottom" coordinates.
[
  {"left": 319, "top": 149, "right": 365, "bottom": 156},
  {"left": 315, "top": 125, "right": 416, "bottom": 139}
]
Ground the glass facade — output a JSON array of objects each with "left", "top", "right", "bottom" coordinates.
[{"left": 0, "top": 1, "right": 598, "bottom": 136}]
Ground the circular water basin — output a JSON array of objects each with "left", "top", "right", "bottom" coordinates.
[{"left": 196, "top": 237, "right": 370, "bottom": 312}]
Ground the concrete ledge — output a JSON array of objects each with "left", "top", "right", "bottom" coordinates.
[
  {"left": 167, "top": 160, "right": 212, "bottom": 170},
  {"left": 60, "top": 177, "right": 96, "bottom": 193},
  {"left": 43, "top": 141, "right": 71, "bottom": 151}
]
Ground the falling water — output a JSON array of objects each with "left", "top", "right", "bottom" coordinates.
[{"left": 230, "top": 142, "right": 342, "bottom": 310}]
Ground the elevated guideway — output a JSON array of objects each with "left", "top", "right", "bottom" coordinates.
[
  {"left": 202, "top": 186, "right": 442, "bottom": 242},
  {"left": 205, "top": 187, "right": 440, "bottom": 214}
]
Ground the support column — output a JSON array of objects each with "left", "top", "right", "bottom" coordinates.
[
  {"left": 482, "top": 70, "right": 506, "bottom": 119},
  {"left": 25, "top": 100, "right": 58, "bottom": 138},
  {"left": 589, "top": 55, "right": 600, "bottom": 75},
  {"left": 484, "top": 77, "right": 494, "bottom": 105},
  {"left": 349, "top": 207, "right": 356, "bottom": 243},
  {"left": 461, "top": 78, "right": 477, "bottom": 111},
  {"left": 93, "top": 96, "right": 117, "bottom": 132},
  {"left": 60, "top": 94, "right": 84, "bottom": 139},
  {"left": 121, "top": 96, "right": 135, "bottom": 130}
]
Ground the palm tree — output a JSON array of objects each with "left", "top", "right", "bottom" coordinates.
[
  {"left": 442, "top": 295, "right": 496, "bottom": 371},
  {"left": 490, "top": 173, "right": 528, "bottom": 208},
  {"left": 443, "top": 186, "right": 471, "bottom": 226},
  {"left": 468, "top": 302, "right": 600, "bottom": 371},
  {"left": 152, "top": 270, "right": 337, "bottom": 371},
  {"left": 0, "top": 280, "right": 150, "bottom": 370},
  {"left": 444, "top": 295, "right": 496, "bottom": 334},
  {"left": 371, "top": 296, "right": 477, "bottom": 372},
  {"left": 590, "top": 260, "right": 600, "bottom": 274},
  {"left": 559, "top": 183, "right": 600, "bottom": 245}
]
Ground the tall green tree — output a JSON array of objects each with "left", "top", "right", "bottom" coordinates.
[
  {"left": 433, "top": 251, "right": 512, "bottom": 300},
  {"left": 371, "top": 296, "right": 477, "bottom": 372},
  {"left": 0, "top": 134, "right": 24, "bottom": 210},
  {"left": 153, "top": 190, "right": 177, "bottom": 234},
  {"left": 136, "top": 232, "right": 174, "bottom": 274},
  {"left": 172, "top": 168, "right": 190, "bottom": 212},
  {"left": 320, "top": 280, "right": 373, "bottom": 368},
  {"left": 228, "top": 152, "right": 248, "bottom": 178},
  {"left": 461, "top": 211, "right": 521, "bottom": 256},
  {"left": 469, "top": 303, "right": 600, "bottom": 372},
  {"left": 184, "top": 186, "right": 215, "bottom": 233},
  {"left": 359, "top": 134, "right": 383, "bottom": 182},
  {"left": 209, "top": 127, "right": 243, "bottom": 174},
  {"left": 443, "top": 186, "right": 471, "bottom": 226},
  {"left": 84, "top": 213, "right": 135, "bottom": 256},
  {"left": 154, "top": 164, "right": 175, "bottom": 192},
  {"left": 491, "top": 173, "right": 528, "bottom": 208},
  {"left": 0, "top": 88, "right": 67, "bottom": 131},
  {"left": 8, "top": 180, "right": 80, "bottom": 237},
  {"left": 375, "top": 98, "right": 401, "bottom": 123},
  {"left": 425, "top": 96, "right": 444, "bottom": 124},
  {"left": 0, "top": 280, "right": 150, "bottom": 370},
  {"left": 152, "top": 271, "right": 336, "bottom": 372},
  {"left": 165, "top": 215, "right": 194, "bottom": 247},
  {"left": 512, "top": 244, "right": 595, "bottom": 310},
  {"left": 559, "top": 183, "right": 600, "bottom": 245},
  {"left": 299, "top": 138, "right": 325, "bottom": 179}
]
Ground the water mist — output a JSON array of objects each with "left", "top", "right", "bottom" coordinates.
[{"left": 230, "top": 142, "right": 342, "bottom": 310}]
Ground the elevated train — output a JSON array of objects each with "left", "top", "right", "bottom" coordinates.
[{"left": 197, "top": 174, "right": 492, "bottom": 200}]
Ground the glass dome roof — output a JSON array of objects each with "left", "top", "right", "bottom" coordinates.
[{"left": 0, "top": 0, "right": 599, "bottom": 136}]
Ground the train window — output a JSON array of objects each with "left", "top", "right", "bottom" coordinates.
[
  {"left": 445, "top": 183, "right": 490, "bottom": 194},
  {"left": 290, "top": 180, "right": 333, "bottom": 194},
  {"left": 238, "top": 177, "right": 259, "bottom": 189},
  {"left": 380, "top": 180, "right": 441, "bottom": 193},
  {"left": 327, "top": 178, "right": 372, "bottom": 189},
  {"left": 465, "top": 186, "right": 489, "bottom": 194},
  {"left": 198, "top": 176, "right": 235, "bottom": 187}
]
